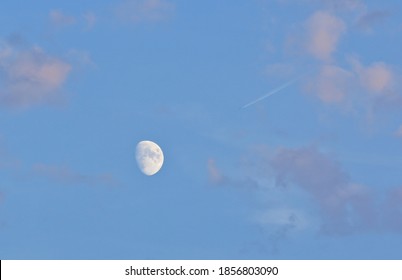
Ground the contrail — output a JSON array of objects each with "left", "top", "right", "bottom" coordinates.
[{"left": 242, "top": 76, "right": 301, "bottom": 109}]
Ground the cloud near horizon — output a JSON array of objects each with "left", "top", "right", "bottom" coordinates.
[{"left": 0, "top": 44, "right": 71, "bottom": 109}]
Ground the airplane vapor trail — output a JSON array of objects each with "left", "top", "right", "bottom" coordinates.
[{"left": 242, "top": 76, "right": 301, "bottom": 109}]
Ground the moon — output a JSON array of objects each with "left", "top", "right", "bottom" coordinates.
[{"left": 135, "top": 140, "right": 164, "bottom": 176}]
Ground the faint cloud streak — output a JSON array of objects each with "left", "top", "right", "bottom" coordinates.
[
  {"left": 207, "top": 158, "right": 227, "bottom": 185},
  {"left": 396, "top": 125, "right": 402, "bottom": 138},
  {"left": 32, "top": 163, "right": 120, "bottom": 187},
  {"left": 356, "top": 10, "right": 390, "bottom": 31},
  {"left": 115, "top": 0, "right": 174, "bottom": 23},
  {"left": 83, "top": 12, "right": 97, "bottom": 30},
  {"left": 384, "top": 186, "right": 402, "bottom": 232},
  {"left": 207, "top": 158, "right": 261, "bottom": 190},
  {"left": 49, "top": 10, "right": 76, "bottom": 28},
  {"left": 318, "top": 0, "right": 366, "bottom": 11}
]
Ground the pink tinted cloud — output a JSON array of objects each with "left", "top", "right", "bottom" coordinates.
[
  {"left": 271, "top": 146, "right": 376, "bottom": 234},
  {"left": 396, "top": 125, "right": 402, "bottom": 138},
  {"left": 209, "top": 145, "right": 402, "bottom": 234},
  {"left": 303, "top": 58, "right": 401, "bottom": 114},
  {"left": 0, "top": 46, "right": 71, "bottom": 108},
  {"left": 116, "top": 0, "right": 174, "bottom": 23},
  {"left": 306, "top": 64, "right": 354, "bottom": 104},
  {"left": 207, "top": 158, "right": 226, "bottom": 185},
  {"left": 352, "top": 59, "right": 395, "bottom": 94},
  {"left": 305, "top": 11, "right": 346, "bottom": 61}
]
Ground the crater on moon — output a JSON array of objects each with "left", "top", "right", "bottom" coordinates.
[{"left": 136, "top": 140, "right": 164, "bottom": 176}]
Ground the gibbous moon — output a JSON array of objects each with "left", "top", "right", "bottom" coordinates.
[{"left": 135, "top": 140, "right": 164, "bottom": 176}]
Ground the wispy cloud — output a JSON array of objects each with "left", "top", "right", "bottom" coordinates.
[
  {"left": 356, "top": 10, "right": 390, "bottom": 31},
  {"left": 305, "top": 11, "right": 346, "bottom": 61},
  {"left": 32, "top": 163, "right": 120, "bottom": 187},
  {"left": 254, "top": 208, "right": 309, "bottom": 231},
  {"left": 0, "top": 44, "right": 71, "bottom": 109},
  {"left": 396, "top": 125, "right": 402, "bottom": 138},
  {"left": 0, "top": 135, "right": 22, "bottom": 170},
  {"left": 49, "top": 9, "right": 98, "bottom": 31},
  {"left": 115, "top": 0, "right": 174, "bottom": 23},
  {"left": 49, "top": 10, "right": 76, "bottom": 28},
  {"left": 207, "top": 158, "right": 261, "bottom": 190},
  {"left": 83, "top": 12, "right": 97, "bottom": 30},
  {"left": 66, "top": 49, "right": 95, "bottom": 68},
  {"left": 319, "top": 0, "right": 366, "bottom": 12},
  {"left": 384, "top": 186, "right": 402, "bottom": 232},
  {"left": 207, "top": 158, "right": 227, "bottom": 185},
  {"left": 264, "top": 63, "right": 295, "bottom": 79},
  {"left": 252, "top": 209, "right": 300, "bottom": 254}
]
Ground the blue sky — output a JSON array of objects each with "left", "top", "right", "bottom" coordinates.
[{"left": 1, "top": 0, "right": 402, "bottom": 259}]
